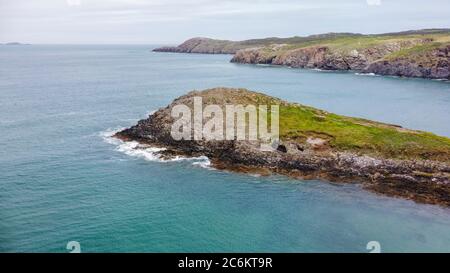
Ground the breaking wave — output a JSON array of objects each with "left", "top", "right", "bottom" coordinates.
[
  {"left": 355, "top": 72, "right": 378, "bottom": 76},
  {"left": 311, "top": 68, "right": 335, "bottom": 72},
  {"left": 100, "top": 128, "right": 211, "bottom": 168}
]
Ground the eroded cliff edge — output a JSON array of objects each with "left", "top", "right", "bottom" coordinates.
[
  {"left": 115, "top": 88, "right": 450, "bottom": 206},
  {"left": 153, "top": 29, "right": 450, "bottom": 79}
]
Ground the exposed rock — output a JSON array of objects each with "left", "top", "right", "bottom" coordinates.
[
  {"left": 364, "top": 44, "right": 450, "bottom": 79},
  {"left": 153, "top": 37, "right": 244, "bottom": 54},
  {"left": 230, "top": 46, "right": 277, "bottom": 64},
  {"left": 154, "top": 30, "right": 450, "bottom": 79},
  {"left": 115, "top": 88, "right": 450, "bottom": 206},
  {"left": 230, "top": 38, "right": 450, "bottom": 79}
]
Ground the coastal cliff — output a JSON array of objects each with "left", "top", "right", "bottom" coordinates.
[
  {"left": 154, "top": 29, "right": 450, "bottom": 79},
  {"left": 365, "top": 44, "right": 450, "bottom": 79},
  {"left": 231, "top": 38, "right": 450, "bottom": 79},
  {"left": 115, "top": 88, "right": 450, "bottom": 206},
  {"left": 153, "top": 33, "right": 365, "bottom": 54},
  {"left": 153, "top": 37, "right": 245, "bottom": 54}
]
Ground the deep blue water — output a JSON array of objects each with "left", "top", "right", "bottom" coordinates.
[{"left": 1, "top": 45, "right": 450, "bottom": 253}]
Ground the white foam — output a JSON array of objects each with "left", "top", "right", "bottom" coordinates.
[
  {"left": 255, "top": 63, "right": 273, "bottom": 67},
  {"left": 99, "top": 127, "right": 124, "bottom": 145},
  {"left": 146, "top": 110, "right": 157, "bottom": 117},
  {"left": 100, "top": 128, "right": 212, "bottom": 168},
  {"left": 116, "top": 141, "right": 168, "bottom": 161},
  {"left": 432, "top": 78, "right": 449, "bottom": 82},
  {"left": 355, "top": 72, "right": 378, "bottom": 76},
  {"left": 311, "top": 68, "right": 334, "bottom": 72},
  {"left": 191, "top": 156, "right": 213, "bottom": 169}
]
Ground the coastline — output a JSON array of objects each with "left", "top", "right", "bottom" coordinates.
[
  {"left": 153, "top": 30, "right": 450, "bottom": 80},
  {"left": 114, "top": 88, "right": 450, "bottom": 207}
]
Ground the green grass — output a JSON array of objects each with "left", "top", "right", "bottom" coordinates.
[
  {"left": 194, "top": 88, "right": 450, "bottom": 162},
  {"left": 246, "top": 33, "right": 450, "bottom": 57},
  {"left": 177, "top": 30, "right": 450, "bottom": 57},
  {"left": 279, "top": 104, "right": 450, "bottom": 161},
  {"left": 385, "top": 36, "right": 450, "bottom": 60}
]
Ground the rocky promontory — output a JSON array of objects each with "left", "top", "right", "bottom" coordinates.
[
  {"left": 230, "top": 37, "right": 450, "bottom": 79},
  {"left": 152, "top": 33, "right": 366, "bottom": 54},
  {"left": 153, "top": 37, "right": 245, "bottom": 54},
  {"left": 364, "top": 44, "right": 450, "bottom": 79},
  {"left": 115, "top": 88, "right": 450, "bottom": 206},
  {"left": 154, "top": 29, "right": 450, "bottom": 79}
]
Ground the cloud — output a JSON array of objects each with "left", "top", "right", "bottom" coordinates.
[
  {"left": 366, "top": 0, "right": 382, "bottom": 6},
  {"left": 1, "top": 0, "right": 321, "bottom": 25},
  {"left": 1, "top": 0, "right": 449, "bottom": 43},
  {"left": 67, "top": 0, "right": 81, "bottom": 6}
]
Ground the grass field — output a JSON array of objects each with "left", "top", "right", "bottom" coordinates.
[{"left": 194, "top": 88, "right": 450, "bottom": 162}]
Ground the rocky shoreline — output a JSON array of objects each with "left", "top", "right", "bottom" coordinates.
[
  {"left": 115, "top": 88, "right": 450, "bottom": 206},
  {"left": 230, "top": 41, "right": 450, "bottom": 80},
  {"left": 153, "top": 30, "right": 450, "bottom": 80}
]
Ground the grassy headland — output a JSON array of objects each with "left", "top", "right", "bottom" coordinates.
[
  {"left": 164, "top": 88, "right": 450, "bottom": 162},
  {"left": 116, "top": 88, "right": 450, "bottom": 205},
  {"left": 154, "top": 29, "right": 450, "bottom": 79}
]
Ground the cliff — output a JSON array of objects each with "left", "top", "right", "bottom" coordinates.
[
  {"left": 153, "top": 37, "right": 244, "bottom": 54},
  {"left": 365, "top": 43, "right": 450, "bottom": 79},
  {"left": 154, "top": 29, "right": 450, "bottom": 79},
  {"left": 115, "top": 88, "right": 450, "bottom": 206},
  {"left": 153, "top": 33, "right": 366, "bottom": 54},
  {"left": 230, "top": 34, "right": 450, "bottom": 79}
]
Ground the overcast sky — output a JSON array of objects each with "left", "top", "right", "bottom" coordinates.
[{"left": 1, "top": 0, "right": 449, "bottom": 44}]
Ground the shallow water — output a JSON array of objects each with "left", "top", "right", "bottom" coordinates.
[{"left": 1, "top": 45, "right": 449, "bottom": 252}]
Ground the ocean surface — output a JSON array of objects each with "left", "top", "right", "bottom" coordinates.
[{"left": 1, "top": 45, "right": 450, "bottom": 253}]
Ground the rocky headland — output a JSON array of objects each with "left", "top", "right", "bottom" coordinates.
[
  {"left": 115, "top": 88, "right": 450, "bottom": 206},
  {"left": 153, "top": 29, "right": 450, "bottom": 80}
]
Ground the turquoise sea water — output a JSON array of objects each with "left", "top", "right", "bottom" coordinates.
[{"left": 0, "top": 45, "right": 450, "bottom": 252}]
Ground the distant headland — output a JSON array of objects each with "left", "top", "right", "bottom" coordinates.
[
  {"left": 0, "top": 42, "right": 31, "bottom": 46},
  {"left": 153, "top": 29, "right": 450, "bottom": 80}
]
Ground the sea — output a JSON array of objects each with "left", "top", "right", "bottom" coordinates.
[{"left": 1, "top": 45, "right": 450, "bottom": 252}]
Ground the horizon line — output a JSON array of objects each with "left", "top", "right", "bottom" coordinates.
[{"left": 3, "top": 27, "right": 449, "bottom": 46}]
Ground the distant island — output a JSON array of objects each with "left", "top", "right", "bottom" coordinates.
[
  {"left": 1, "top": 42, "right": 30, "bottom": 46},
  {"left": 116, "top": 88, "right": 450, "bottom": 206},
  {"left": 154, "top": 29, "right": 450, "bottom": 80}
]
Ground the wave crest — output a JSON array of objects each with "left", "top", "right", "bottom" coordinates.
[{"left": 100, "top": 128, "right": 211, "bottom": 168}]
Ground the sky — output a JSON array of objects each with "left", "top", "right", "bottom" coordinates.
[{"left": 0, "top": 0, "right": 449, "bottom": 44}]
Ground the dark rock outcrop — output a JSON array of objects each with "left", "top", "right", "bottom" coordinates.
[
  {"left": 154, "top": 30, "right": 450, "bottom": 79},
  {"left": 230, "top": 38, "right": 450, "bottom": 79},
  {"left": 364, "top": 44, "right": 450, "bottom": 79},
  {"left": 115, "top": 88, "right": 450, "bottom": 206}
]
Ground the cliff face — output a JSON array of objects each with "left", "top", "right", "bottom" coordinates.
[
  {"left": 272, "top": 39, "right": 429, "bottom": 70},
  {"left": 365, "top": 44, "right": 450, "bottom": 79},
  {"left": 152, "top": 33, "right": 365, "bottom": 54},
  {"left": 230, "top": 38, "right": 450, "bottom": 79},
  {"left": 115, "top": 88, "right": 450, "bottom": 206},
  {"left": 153, "top": 37, "right": 243, "bottom": 54}
]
